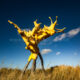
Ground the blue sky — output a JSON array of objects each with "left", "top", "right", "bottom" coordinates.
[{"left": 0, "top": 0, "right": 80, "bottom": 69}]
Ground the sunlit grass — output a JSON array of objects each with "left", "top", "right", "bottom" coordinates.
[{"left": 0, "top": 65, "right": 80, "bottom": 80}]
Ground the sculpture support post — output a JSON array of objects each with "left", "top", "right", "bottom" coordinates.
[
  {"left": 22, "top": 61, "right": 30, "bottom": 75},
  {"left": 31, "top": 60, "right": 36, "bottom": 73},
  {"left": 38, "top": 53, "right": 45, "bottom": 71}
]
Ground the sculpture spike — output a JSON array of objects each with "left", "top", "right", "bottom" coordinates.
[
  {"left": 55, "top": 16, "right": 58, "bottom": 25},
  {"left": 33, "top": 19, "right": 42, "bottom": 26},
  {"left": 33, "top": 19, "right": 37, "bottom": 26},
  {"left": 49, "top": 16, "right": 53, "bottom": 24},
  {"left": 56, "top": 16, "right": 58, "bottom": 21}
]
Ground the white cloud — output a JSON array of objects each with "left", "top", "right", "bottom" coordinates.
[
  {"left": 56, "top": 52, "right": 61, "bottom": 55},
  {"left": 67, "top": 28, "right": 80, "bottom": 37},
  {"left": 41, "top": 49, "right": 52, "bottom": 54},
  {"left": 53, "top": 33, "right": 66, "bottom": 42},
  {"left": 53, "top": 27, "right": 80, "bottom": 42}
]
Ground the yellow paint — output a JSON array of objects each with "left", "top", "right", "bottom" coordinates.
[
  {"left": 28, "top": 53, "right": 38, "bottom": 62},
  {"left": 8, "top": 16, "right": 66, "bottom": 62}
]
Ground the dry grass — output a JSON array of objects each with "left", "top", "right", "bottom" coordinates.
[{"left": 0, "top": 65, "right": 80, "bottom": 80}]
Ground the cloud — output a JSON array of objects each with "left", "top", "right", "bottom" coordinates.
[
  {"left": 41, "top": 49, "right": 52, "bottom": 54},
  {"left": 56, "top": 52, "right": 61, "bottom": 55},
  {"left": 67, "top": 28, "right": 80, "bottom": 37},
  {"left": 53, "top": 33, "right": 66, "bottom": 42},
  {"left": 53, "top": 27, "right": 80, "bottom": 42}
]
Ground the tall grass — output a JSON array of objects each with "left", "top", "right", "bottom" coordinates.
[{"left": 0, "top": 65, "right": 80, "bottom": 80}]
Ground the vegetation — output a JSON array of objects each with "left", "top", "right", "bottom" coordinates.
[{"left": 0, "top": 65, "right": 80, "bottom": 80}]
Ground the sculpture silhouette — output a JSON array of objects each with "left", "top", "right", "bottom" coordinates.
[{"left": 8, "top": 16, "right": 66, "bottom": 75}]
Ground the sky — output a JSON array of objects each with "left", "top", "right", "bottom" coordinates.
[{"left": 0, "top": 0, "right": 80, "bottom": 69}]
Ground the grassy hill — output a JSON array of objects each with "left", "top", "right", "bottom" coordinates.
[{"left": 0, "top": 65, "right": 80, "bottom": 80}]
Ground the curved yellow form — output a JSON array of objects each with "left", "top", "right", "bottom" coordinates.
[{"left": 8, "top": 16, "right": 66, "bottom": 62}]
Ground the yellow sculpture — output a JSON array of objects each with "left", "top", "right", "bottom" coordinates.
[{"left": 8, "top": 16, "right": 66, "bottom": 75}]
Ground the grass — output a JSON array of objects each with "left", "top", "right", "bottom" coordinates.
[{"left": 0, "top": 65, "right": 80, "bottom": 80}]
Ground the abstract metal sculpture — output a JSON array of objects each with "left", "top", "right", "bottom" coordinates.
[{"left": 8, "top": 16, "right": 66, "bottom": 76}]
